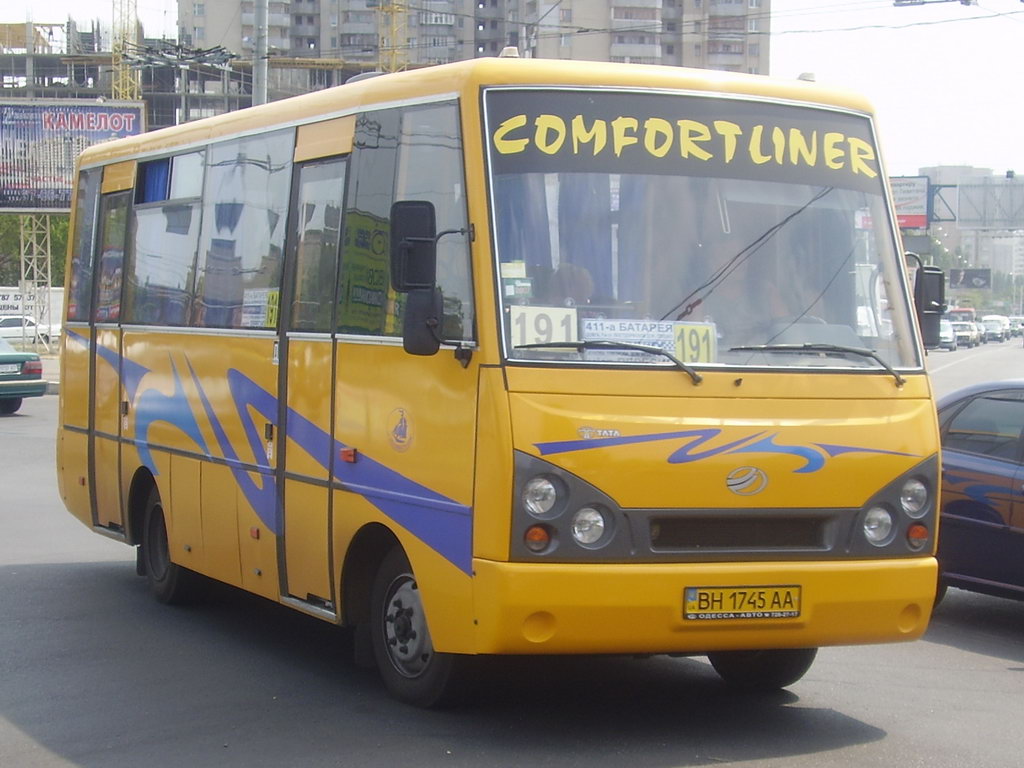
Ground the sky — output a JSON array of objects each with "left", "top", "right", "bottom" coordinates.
[{"left": 3, "top": 0, "right": 1023, "bottom": 177}]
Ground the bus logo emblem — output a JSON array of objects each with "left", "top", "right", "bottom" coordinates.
[
  {"left": 387, "top": 408, "right": 413, "bottom": 452},
  {"left": 726, "top": 466, "right": 768, "bottom": 496}
]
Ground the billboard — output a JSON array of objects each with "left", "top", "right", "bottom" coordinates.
[
  {"left": 948, "top": 268, "right": 991, "bottom": 291},
  {"left": 889, "top": 176, "right": 929, "bottom": 229},
  {"left": 0, "top": 100, "right": 145, "bottom": 213}
]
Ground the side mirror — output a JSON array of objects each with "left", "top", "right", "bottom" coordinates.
[
  {"left": 403, "top": 287, "right": 443, "bottom": 356},
  {"left": 390, "top": 200, "right": 437, "bottom": 291},
  {"left": 909, "top": 253, "right": 946, "bottom": 350}
]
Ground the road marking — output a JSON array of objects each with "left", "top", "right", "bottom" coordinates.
[{"left": 926, "top": 343, "right": 1019, "bottom": 375}]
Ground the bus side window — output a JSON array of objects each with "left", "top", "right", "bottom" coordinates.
[
  {"left": 289, "top": 157, "right": 346, "bottom": 332},
  {"left": 338, "top": 110, "right": 401, "bottom": 337},
  {"left": 94, "top": 191, "right": 132, "bottom": 324},
  {"left": 192, "top": 129, "right": 293, "bottom": 330},
  {"left": 67, "top": 169, "right": 102, "bottom": 322},
  {"left": 338, "top": 102, "right": 473, "bottom": 342},
  {"left": 396, "top": 103, "right": 474, "bottom": 342},
  {"left": 125, "top": 152, "right": 205, "bottom": 326}
]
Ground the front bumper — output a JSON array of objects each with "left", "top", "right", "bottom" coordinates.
[{"left": 465, "top": 557, "right": 936, "bottom": 655}]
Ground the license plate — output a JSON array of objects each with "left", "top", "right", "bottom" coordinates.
[
  {"left": 684, "top": 585, "right": 801, "bottom": 621},
  {"left": 0, "top": 363, "right": 19, "bottom": 374}
]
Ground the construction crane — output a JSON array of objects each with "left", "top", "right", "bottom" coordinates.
[
  {"left": 111, "top": 0, "right": 141, "bottom": 100},
  {"left": 377, "top": 0, "right": 408, "bottom": 73}
]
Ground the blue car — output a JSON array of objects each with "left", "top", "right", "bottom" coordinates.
[{"left": 937, "top": 381, "right": 1024, "bottom": 602}]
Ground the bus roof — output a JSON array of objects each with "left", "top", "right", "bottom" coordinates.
[{"left": 77, "top": 57, "right": 878, "bottom": 169}]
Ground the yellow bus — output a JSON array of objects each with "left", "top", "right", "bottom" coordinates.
[{"left": 57, "top": 55, "right": 945, "bottom": 706}]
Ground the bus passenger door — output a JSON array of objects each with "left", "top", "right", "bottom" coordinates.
[
  {"left": 277, "top": 152, "right": 348, "bottom": 614},
  {"left": 90, "top": 185, "right": 132, "bottom": 531}
]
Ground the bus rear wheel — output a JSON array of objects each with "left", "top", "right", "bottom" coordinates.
[
  {"left": 369, "top": 547, "right": 472, "bottom": 707},
  {"left": 140, "top": 487, "right": 202, "bottom": 604},
  {"left": 707, "top": 647, "right": 817, "bottom": 691}
]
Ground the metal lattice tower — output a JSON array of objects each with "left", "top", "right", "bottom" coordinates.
[
  {"left": 18, "top": 214, "right": 53, "bottom": 350},
  {"left": 112, "top": 0, "right": 141, "bottom": 100}
]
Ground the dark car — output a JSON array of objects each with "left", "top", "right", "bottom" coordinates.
[
  {"left": 937, "top": 381, "right": 1024, "bottom": 602},
  {"left": 0, "top": 337, "right": 47, "bottom": 414}
]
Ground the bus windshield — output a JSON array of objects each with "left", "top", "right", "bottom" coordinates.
[{"left": 486, "top": 88, "right": 919, "bottom": 373}]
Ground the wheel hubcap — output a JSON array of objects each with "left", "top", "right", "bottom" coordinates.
[{"left": 382, "top": 574, "right": 433, "bottom": 678}]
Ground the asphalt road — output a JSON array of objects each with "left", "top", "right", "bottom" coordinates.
[{"left": 1, "top": 344, "right": 1023, "bottom": 767}]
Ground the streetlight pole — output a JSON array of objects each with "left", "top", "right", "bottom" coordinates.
[
  {"left": 253, "top": 0, "right": 268, "bottom": 105},
  {"left": 179, "top": 63, "right": 189, "bottom": 124}
]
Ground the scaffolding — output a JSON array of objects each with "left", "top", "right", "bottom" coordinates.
[{"left": 18, "top": 214, "right": 53, "bottom": 351}]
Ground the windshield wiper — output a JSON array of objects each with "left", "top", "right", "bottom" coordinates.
[
  {"left": 728, "top": 343, "right": 905, "bottom": 387},
  {"left": 515, "top": 340, "right": 702, "bottom": 385}
]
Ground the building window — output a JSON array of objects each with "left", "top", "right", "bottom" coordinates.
[
  {"left": 193, "top": 3, "right": 204, "bottom": 16},
  {"left": 748, "top": 43, "right": 759, "bottom": 56},
  {"left": 193, "top": 26, "right": 204, "bottom": 42},
  {"left": 560, "top": 9, "right": 572, "bottom": 21},
  {"left": 613, "top": 7, "right": 658, "bottom": 20},
  {"left": 748, "top": 18, "right": 760, "bottom": 32}
]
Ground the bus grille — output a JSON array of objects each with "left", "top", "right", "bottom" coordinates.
[{"left": 650, "top": 515, "right": 828, "bottom": 552}]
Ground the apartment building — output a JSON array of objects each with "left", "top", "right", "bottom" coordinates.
[{"left": 177, "top": 0, "right": 769, "bottom": 74}]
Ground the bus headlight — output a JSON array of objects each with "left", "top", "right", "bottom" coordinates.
[
  {"left": 523, "top": 476, "right": 559, "bottom": 517},
  {"left": 863, "top": 506, "right": 894, "bottom": 546},
  {"left": 899, "top": 478, "right": 928, "bottom": 518},
  {"left": 571, "top": 506, "right": 608, "bottom": 546}
]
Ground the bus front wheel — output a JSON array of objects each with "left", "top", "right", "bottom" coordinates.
[
  {"left": 369, "top": 547, "right": 472, "bottom": 707},
  {"left": 707, "top": 647, "right": 817, "bottom": 691},
  {"left": 140, "top": 487, "right": 202, "bottom": 604}
]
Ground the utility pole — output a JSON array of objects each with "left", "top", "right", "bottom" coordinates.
[{"left": 253, "top": 0, "right": 268, "bottom": 105}]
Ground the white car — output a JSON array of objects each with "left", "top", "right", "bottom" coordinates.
[
  {"left": 950, "top": 321, "right": 978, "bottom": 348},
  {"left": 0, "top": 316, "right": 59, "bottom": 344},
  {"left": 937, "top": 319, "right": 957, "bottom": 351}
]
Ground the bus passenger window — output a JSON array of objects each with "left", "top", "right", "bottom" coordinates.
[{"left": 192, "top": 130, "right": 292, "bottom": 330}]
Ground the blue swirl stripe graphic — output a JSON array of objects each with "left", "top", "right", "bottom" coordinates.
[
  {"left": 536, "top": 427, "right": 917, "bottom": 474},
  {"left": 78, "top": 335, "right": 473, "bottom": 575}
]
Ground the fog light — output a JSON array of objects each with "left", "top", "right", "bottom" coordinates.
[
  {"left": 900, "top": 478, "right": 928, "bottom": 518},
  {"left": 864, "top": 506, "right": 894, "bottom": 546},
  {"left": 524, "top": 524, "right": 552, "bottom": 553},
  {"left": 907, "top": 523, "right": 929, "bottom": 550},
  {"left": 523, "top": 477, "right": 558, "bottom": 517},
  {"left": 571, "top": 506, "right": 607, "bottom": 546}
]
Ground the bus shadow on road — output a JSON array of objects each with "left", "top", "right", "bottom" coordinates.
[{"left": 0, "top": 560, "right": 886, "bottom": 767}]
